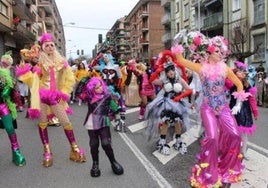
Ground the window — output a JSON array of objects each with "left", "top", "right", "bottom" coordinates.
[
  {"left": 176, "top": 2, "right": 179, "bottom": 13},
  {"left": 253, "top": 34, "right": 265, "bottom": 61},
  {"left": 232, "top": 0, "right": 241, "bottom": 11},
  {"left": 183, "top": 3, "right": 189, "bottom": 21},
  {"left": 176, "top": 22, "right": 180, "bottom": 33},
  {"left": 0, "top": 1, "right": 8, "bottom": 16},
  {"left": 254, "top": 0, "right": 265, "bottom": 25}
]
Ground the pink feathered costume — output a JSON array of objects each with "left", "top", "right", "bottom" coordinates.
[{"left": 172, "top": 35, "right": 246, "bottom": 187}]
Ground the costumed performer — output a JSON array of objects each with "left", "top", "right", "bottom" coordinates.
[
  {"left": 229, "top": 61, "right": 258, "bottom": 160},
  {"left": 145, "top": 59, "right": 192, "bottom": 155},
  {"left": 16, "top": 33, "right": 86, "bottom": 167},
  {"left": 172, "top": 32, "right": 246, "bottom": 187},
  {"left": 0, "top": 52, "right": 26, "bottom": 166}
]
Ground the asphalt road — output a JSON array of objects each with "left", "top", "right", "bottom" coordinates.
[{"left": 0, "top": 103, "right": 267, "bottom": 188}]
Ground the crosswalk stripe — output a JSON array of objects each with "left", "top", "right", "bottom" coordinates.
[
  {"left": 126, "top": 107, "right": 139, "bottom": 114},
  {"left": 127, "top": 121, "right": 146, "bottom": 132},
  {"left": 153, "top": 125, "right": 201, "bottom": 164}
]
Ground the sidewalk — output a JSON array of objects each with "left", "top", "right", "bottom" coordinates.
[{"left": 231, "top": 148, "right": 268, "bottom": 187}]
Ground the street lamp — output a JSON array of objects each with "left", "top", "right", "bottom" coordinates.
[{"left": 63, "top": 22, "right": 75, "bottom": 27}]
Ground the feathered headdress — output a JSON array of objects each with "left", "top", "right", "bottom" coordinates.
[{"left": 1, "top": 51, "right": 13, "bottom": 68}]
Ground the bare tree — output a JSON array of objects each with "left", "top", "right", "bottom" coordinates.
[{"left": 230, "top": 20, "right": 261, "bottom": 62}]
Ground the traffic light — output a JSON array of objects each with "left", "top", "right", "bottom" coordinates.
[
  {"left": 106, "top": 36, "right": 110, "bottom": 44},
  {"left": 77, "top": 50, "right": 79, "bottom": 55},
  {"left": 81, "top": 50, "right": 84, "bottom": 55}
]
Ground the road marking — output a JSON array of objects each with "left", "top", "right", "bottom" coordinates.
[
  {"left": 248, "top": 141, "right": 268, "bottom": 156},
  {"left": 127, "top": 121, "right": 146, "bottom": 132},
  {"left": 153, "top": 125, "right": 201, "bottom": 164},
  {"left": 119, "top": 132, "right": 172, "bottom": 188},
  {"left": 126, "top": 107, "right": 139, "bottom": 114}
]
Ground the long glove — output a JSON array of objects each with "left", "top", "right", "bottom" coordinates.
[
  {"left": 231, "top": 100, "right": 242, "bottom": 115},
  {"left": 173, "top": 89, "right": 192, "bottom": 102}
]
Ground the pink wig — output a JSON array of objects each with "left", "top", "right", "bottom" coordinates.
[{"left": 86, "top": 77, "right": 108, "bottom": 100}]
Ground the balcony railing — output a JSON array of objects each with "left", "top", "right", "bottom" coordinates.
[
  {"left": 13, "top": 0, "right": 35, "bottom": 22},
  {"left": 161, "top": 0, "right": 170, "bottom": 7},
  {"left": 161, "top": 13, "right": 171, "bottom": 25},
  {"left": 202, "top": 12, "right": 223, "bottom": 30},
  {"left": 162, "top": 32, "right": 171, "bottom": 43}
]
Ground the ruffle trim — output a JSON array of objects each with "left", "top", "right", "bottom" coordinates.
[
  {"left": 248, "top": 87, "right": 257, "bottom": 95},
  {"left": 40, "top": 89, "right": 70, "bottom": 105},
  {"left": 190, "top": 155, "right": 244, "bottom": 187},
  {"left": 232, "top": 91, "right": 251, "bottom": 101},
  {"left": 32, "top": 66, "right": 42, "bottom": 76},
  {"left": 16, "top": 63, "right": 31, "bottom": 76},
  {"left": 190, "top": 164, "right": 223, "bottom": 188},
  {"left": 27, "top": 108, "right": 41, "bottom": 119},
  {"left": 238, "top": 124, "right": 256, "bottom": 135}
]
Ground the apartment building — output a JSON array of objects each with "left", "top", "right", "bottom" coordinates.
[
  {"left": 0, "top": 0, "right": 65, "bottom": 63},
  {"left": 162, "top": 0, "right": 267, "bottom": 70},
  {"left": 38, "top": 0, "right": 65, "bottom": 55},
  {"left": 123, "top": 0, "right": 165, "bottom": 63}
]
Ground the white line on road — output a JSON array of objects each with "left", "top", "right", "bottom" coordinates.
[
  {"left": 119, "top": 132, "right": 173, "bottom": 188},
  {"left": 125, "top": 107, "right": 139, "bottom": 114},
  {"left": 125, "top": 107, "right": 268, "bottom": 187}
]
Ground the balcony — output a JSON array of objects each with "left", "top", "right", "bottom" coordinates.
[
  {"left": 161, "top": 32, "right": 171, "bottom": 43},
  {"left": 161, "top": 0, "right": 170, "bottom": 7},
  {"left": 13, "top": 0, "right": 35, "bottom": 22},
  {"left": 202, "top": 12, "right": 223, "bottom": 31},
  {"left": 161, "top": 13, "right": 171, "bottom": 25},
  {"left": 139, "top": 10, "right": 148, "bottom": 18},
  {"left": 13, "top": 23, "right": 36, "bottom": 43},
  {"left": 139, "top": 38, "right": 149, "bottom": 45},
  {"left": 141, "top": 24, "right": 149, "bottom": 31}
]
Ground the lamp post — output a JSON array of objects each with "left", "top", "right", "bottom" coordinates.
[{"left": 63, "top": 22, "right": 75, "bottom": 27}]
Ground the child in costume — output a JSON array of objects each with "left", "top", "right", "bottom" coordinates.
[
  {"left": 16, "top": 33, "right": 86, "bottom": 167},
  {"left": 0, "top": 52, "right": 26, "bottom": 166},
  {"left": 229, "top": 61, "right": 258, "bottom": 160},
  {"left": 145, "top": 58, "right": 192, "bottom": 155},
  {"left": 83, "top": 77, "right": 124, "bottom": 177},
  {"left": 172, "top": 32, "right": 246, "bottom": 187}
]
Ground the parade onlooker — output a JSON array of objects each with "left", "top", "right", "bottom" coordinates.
[
  {"left": 74, "top": 62, "right": 90, "bottom": 106},
  {"left": 255, "top": 71, "right": 266, "bottom": 106}
]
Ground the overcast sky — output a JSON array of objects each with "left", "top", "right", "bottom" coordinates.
[{"left": 55, "top": 0, "right": 139, "bottom": 59}]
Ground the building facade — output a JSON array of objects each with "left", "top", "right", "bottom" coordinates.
[
  {"left": 0, "top": 0, "right": 65, "bottom": 63},
  {"left": 162, "top": 0, "right": 267, "bottom": 70}
]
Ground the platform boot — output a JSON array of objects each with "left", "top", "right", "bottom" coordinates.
[
  {"left": 39, "top": 123, "right": 53, "bottom": 167},
  {"left": 64, "top": 126, "right": 86, "bottom": 163},
  {"left": 91, "top": 161, "right": 101, "bottom": 177},
  {"left": 138, "top": 104, "right": 146, "bottom": 120},
  {"left": 2, "top": 114, "right": 26, "bottom": 166},
  {"left": 102, "top": 140, "right": 123, "bottom": 175}
]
